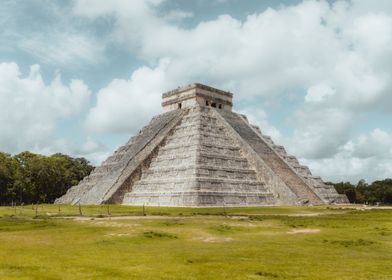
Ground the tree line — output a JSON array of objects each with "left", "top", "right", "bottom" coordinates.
[
  {"left": 329, "top": 179, "right": 392, "bottom": 205},
  {"left": 1, "top": 150, "right": 391, "bottom": 205},
  {"left": 0, "top": 151, "right": 94, "bottom": 205}
]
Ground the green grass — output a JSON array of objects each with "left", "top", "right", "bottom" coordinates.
[{"left": 0, "top": 205, "right": 391, "bottom": 279}]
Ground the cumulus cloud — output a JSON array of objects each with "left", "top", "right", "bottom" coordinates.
[
  {"left": 75, "top": 0, "right": 392, "bottom": 182},
  {"left": 302, "top": 128, "right": 392, "bottom": 182},
  {"left": 1, "top": 0, "right": 391, "bottom": 181},
  {"left": 0, "top": 62, "right": 91, "bottom": 154},
  {"left": 305, "top": 84, "right": 336, "bottom": 103},
  {"left": 288, "top": 108, "right": 353, "bottom": 159},
  {"left": 85, "top": 59, "right": 176, "bottom": 133},
  {"left": 77, "top": 0, "right": 392, "bottom": 112},
  {"left": 352, "top": 129, "right": 392, "bottom": 159}
]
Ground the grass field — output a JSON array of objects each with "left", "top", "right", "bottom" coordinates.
[{"left": 0, "top": 205, "right": 391, "bottom": 280}]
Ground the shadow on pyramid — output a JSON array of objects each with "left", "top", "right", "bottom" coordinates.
[{"left": 56, "top": 83, "right": 348, "bottom": 206}]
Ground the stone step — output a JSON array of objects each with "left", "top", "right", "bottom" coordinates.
[
  {"left": 150, "top": 153, "right": 193, "bottom": 162},
  {"left": 122, "top": 191, "right": 275, "bottom": 207},
  {"left": 151, "top": 151, "right": 248, "bottom": 163},
  {"left": 156, "top": 147, "right": 244, "bottom": 162},
  {"left": 161, "top": 142, "right": 241, "bottom": 152},
  {"left": 273, "top": 145, "right": 287, "bottom": 155},
  {"left": 127, "top": 191, "right": 272, "bottom": 196},
  {"left": 146, "top": 164, "right": 256, "bottom": 174},
  {"left": 198, "top": 152, "right": 247, "bottom": 162},
  {"left": 141, "top": 166, "right": 258, "bottom": 181},
  {"left": 166, "top": 132, "right": 231, "bottom": 142},
  {"left": 181, "top": 113, "right": 218, "bottom": 122},
  {"left": 149, "top": 158, "right": 195, "bottom": 168},
  {"left": 283, "top": 155, "right": 300, "bottom": 166},
  {"left": 149, "top": 154, "right": 248, "bottom": 170},
  {"left": 171, "top": 125, "right": 226, "bottom": 136},
  {"left": 197, "top": 158, "right": 250, "bottom": 170},
  {"left": 130, "top": 184, "right": 269, "bottom": 194},
  {"left": 176, "top": 121, "right": 225, "bottom": 130},
  {"left": 131, "top": 182, "right": 269, "bottom": 194},
  {"left": 261, "top": 135, "right": 274, "bottom": 145},
  {"left": 133, "top": 177, "right": 266, "bottom": 185},
  {"left": 124, "top": 190, "right": 272, "bottom": 199},
  {"left": 293, "top": 165, "right": 312, "bottom": 176}
]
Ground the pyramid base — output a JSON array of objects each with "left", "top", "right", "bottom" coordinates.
[{"left": 123, "top": 191, "right": 275, "bottom": 207}]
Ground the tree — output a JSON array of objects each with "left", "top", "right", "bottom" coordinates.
[
  {"left": 0, "top": 153, "right": 19, "bottom": 205},
  {"left": 332, "top": 179, "right": 392, "bottom": 205},
  {"left": 0, "top": 151, "right": 94, "bottom": 205},
  {"left": 332, "top": 182, "right": 357, "bottom": 203},
  {"left": 371, "top": 179, "right": 392, "bottom": 204}
]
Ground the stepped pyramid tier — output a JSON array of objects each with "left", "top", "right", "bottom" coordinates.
[{"left": 56, "top": 83, "right": 348, "bottom": 206}]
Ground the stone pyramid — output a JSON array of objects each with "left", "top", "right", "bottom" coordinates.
[{"left": 56, "top": 83, "right": 348, "bottom": 206}]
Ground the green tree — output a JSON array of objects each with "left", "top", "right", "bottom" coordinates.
[
  {"left": 0, "top": 152, "right": 19, "bottom": 205},
  {"left": 332, "top": 179, "right": 392, "bottom": 205},
  {"left": 332, "top": 182, "right": 357, "bottom": 203},
  {"left": 371, "top": 179, "right": 392, "bottom": 204},
  {"left": 0, "top": 151, "right": 94, "bottom": 205}
]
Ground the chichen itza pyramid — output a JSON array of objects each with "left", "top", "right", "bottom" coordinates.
[{"left": 56, "top": 83, "right": 348, "bottom": 206}]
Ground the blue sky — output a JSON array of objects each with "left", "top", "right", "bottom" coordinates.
[{"left": 1, "top": 0, "right": 392, "bottom": 183}]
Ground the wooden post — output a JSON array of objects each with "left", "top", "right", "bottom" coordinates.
[
  {"left": 142, "top": 204, "right": 146, "bottom": 216},
  {"left": 35, "top": 203, "right": 38, "bottom": 218},
  {"left": 78, "top": 204, "right": 82, "bottom": 216},
  {"left": 107, "top": 204, "right": 110, "bottom": 216}
]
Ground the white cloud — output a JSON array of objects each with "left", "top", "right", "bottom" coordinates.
[
  {"left": 0, "top": 62, "right": 91, "bottom": 154},
  {"left": 353, "top": 128, "right": 392, "bottom": 159},
  {"left": 301, "top": 128, "right": 392, "bottom": 182},
  {"left": 76, "top": 0, "right": 392, "bottom": 104},
  {"left": 72, "top": 0, "right": 165, "bottom": 52},
  {"left": 305, "top": 84, "right": 336, "bottom": 103},
  {"left": 17, "top": 32, "right": 106, "bottom": 67},
  {"left": 75, "top": 0, "right": 392, "bottom": 182},
  {"left": 85, "top": 59, "right": 174, "bottom": 133},
  {"left": 288, "top": 108, "right": 353, "bottom": 159},
  {"left": 0, "top": 0, "right": 389, "bottom": 181}
]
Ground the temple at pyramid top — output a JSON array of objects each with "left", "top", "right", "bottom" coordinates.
[
  {"left": 162, "top": 83, "right": 233, "bottom": 111},
  {"left": 56, "top": 83, "right": 348, "bottom": 206}
]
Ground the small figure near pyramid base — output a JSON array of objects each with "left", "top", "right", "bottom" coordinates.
[{"left": 56, "top": 83, "right": 349, "bottom": 206}]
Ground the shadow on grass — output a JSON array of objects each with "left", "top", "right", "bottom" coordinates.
[
  {"left": 143, "top": 231, "right": 178, "bottom": 239},
  {"left": 323, "top": 238, "right": 375, "bottom": 247}
]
